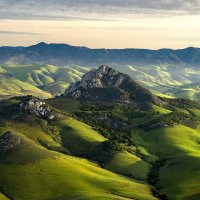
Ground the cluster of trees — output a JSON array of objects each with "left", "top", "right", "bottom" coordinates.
[
  {"left": 102, "top": 140, "right": 136, "bottom": 153},
  {"left": 74, "top": 103, "right": 153, "bottom": 153},
  {"left": 167, "top": 98, "right": 200, "bottom": 110},
  {"left": 75, "top": 100, "right": 200, "bottom": 154}
]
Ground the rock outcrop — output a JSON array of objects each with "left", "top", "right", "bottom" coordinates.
[
  {"left": 0, "top": 132, "right": 21, "bottom": 153},
  {"left": 19, "top": 98, "right": 56, "bottom": 120}
]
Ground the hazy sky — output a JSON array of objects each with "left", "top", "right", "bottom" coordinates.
[{"left": 1, "top": 0, "right": 200, "bottom": 49}]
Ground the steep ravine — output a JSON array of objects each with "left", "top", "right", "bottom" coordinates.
[{"left": 148, "top": 159, "right": 168, "bottom": 200}]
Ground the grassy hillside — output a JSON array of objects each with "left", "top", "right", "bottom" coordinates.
[
  {"left": 0, "top": 76, "right": 51, "bottom": 99},
  {"left": 0, "top": 193, "right": 9, "bottom": 200},
  {"left": 0, "top": 97, "right": 159, "bottom": 200},
  {"left": 48, "top": 97, "right": 200, "bottom": 200},
  {"left": 46, "top": 97, "right": 81, "bottom": 113},
  {"left": 56, "top": 117, "right": 106, "bottom": 155},
  {"left": 114, "top": 65, "right": 200, "bottom": 101},
  {"left": 167, "top": 84, "right": 200, "bottom": 100},
  {"left": 1, "top": 64, "right": 200, "bottom": 101},
  {"left": 0, "top": 132, "right": 156, "bottom": 200},
  {"left": 40, "top": 81, "right": 70, "bottom": 96},
  {"left": 2, "top": 64, "right": 90, "bottom": 96},
  {"left": 0, "top": 85, "right": 200, "bottom": 199},
  {"left": 142, "top": 126, "right": 200, "bottom": 200},
  {"left": 152, "top": 105, "right": 172, "bottom": 114},
  {"left": 105, "top": 151, "right": 151, "bottom": 181},
  {"left": 46, "top": 98, "right": 155, "bottom": 181}
]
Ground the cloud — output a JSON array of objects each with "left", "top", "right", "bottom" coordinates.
[
  {"left": 0, "top": 0, "right": 200, "bottom": 21},
  {"left": 0, "top": 30, "right": 46, "bottom": 35}
]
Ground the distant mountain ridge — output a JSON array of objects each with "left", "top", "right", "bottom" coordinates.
[{"left": 1, "top": 42, "right": 200, "bottom": 66}]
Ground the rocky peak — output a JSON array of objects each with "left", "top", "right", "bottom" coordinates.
[
  {"left": 19, "top": 98, "right": 56, "bottom": 120},
  {"left": 64, "top": 65, "right": 126, "bottom": 96},
  {"left": 80, "top": 65, "right": 120, "bottom": 87},
  {"left": 63, "top": 65, "right": 162, "bottom": 107}
]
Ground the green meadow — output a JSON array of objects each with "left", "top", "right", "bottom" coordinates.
[{"left": 142, "top": 126, "right": 200, "bottom": 200}]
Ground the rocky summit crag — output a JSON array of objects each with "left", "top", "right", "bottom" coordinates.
[{"left": 64, "top": 65, "right": 162, "bottom": 107}]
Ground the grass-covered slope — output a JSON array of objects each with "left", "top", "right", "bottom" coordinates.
[
  {"left": 56, "top": 117, "right": 106, "bottom": 155},
  {"left": 168, "top": 87, "right": 200, "bottom": 101},
  {"left": 0, "top": 98, "right": 104, "bottom": 156},
  {"left": 1, "top": 89, "right": 200, "bottom": 200},
  {"left": 1, "top": 63, "right": 200, "bottom": 101},
  {"left": 105, "top": 151, "right": 151, "bottom": 181},
  {"left": 0, "top": 132, "right": 156, "bottom": 200},
  {"left": 0, "top": 97, "right": 158, "bottom": 200},
  {"left": 1, "top": 64, "right": 90, "bottom": 97},
  {"left": 142, "top": 126, "right": 200, "bottom": 200},
  {"left": 48, "top": 96, "right": 200, "bottom": 200},
  {"left": 46, "top": 97, "right": 81, "bottom": 113},
  {"left": 0, "top": 76, "right": 51, "bottom": 99},
  {"left": 152, "top": 105, "right": 171, "bottom": 114},
  {"left": 114, "top": 65, "right": 200, "bottom": 101},
  {"left": 0, "top": 193, "right": 9, "bottom": 200}
]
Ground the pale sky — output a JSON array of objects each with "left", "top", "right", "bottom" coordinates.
[{"left": 0, "top": 0, "right": 200, "bottom": 49}]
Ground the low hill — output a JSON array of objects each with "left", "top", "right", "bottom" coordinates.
[
  {"left": 47, "top": 94, "right": 200, "bottom": 200},
  {"left": 0, "top": 132, "right": 156, "bottom": 200},
  {"left": 0, "top": 64, "right": 90, "bottom": 98},
  {"left": 0, "top": 97, "right": 157, "bottom": 200},
  {"left": 166, "top": 82, "right": 200, "bottom": 100},
  {"left": 0, "top": 63, "right": 200, "bottom": 101},
  {"left": 143, "top": 125, "right": 200, "bottom": 200},
  {"left": 0, "top": 75, "right": 51, "bottom": 99}
]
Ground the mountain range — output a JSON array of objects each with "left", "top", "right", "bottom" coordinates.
[{"left": 1, "top": 42, "right": 200, "bottom": 67}]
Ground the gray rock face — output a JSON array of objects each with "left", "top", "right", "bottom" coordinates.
[
  {"left": 63, "top": 65, "right": 162, "bottom": 107},
  {"left": 19, "top": 98, "right": 56, "bottom": 120},
  {"left": 64, "top": 65, "right": 127, "bottom": 98}
]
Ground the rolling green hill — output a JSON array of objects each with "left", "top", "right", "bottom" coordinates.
[
  {"left": 113, "top": 65, "right": 200, "bottom": 101},
  {"left": 0, "top": 64, "right": 90, "bottom": 98},
  {"left": 0, "top": 90, "right": 200, "bottom": 200},
  {"left": 0, "top": 75, "right": 52, "bottom": 99},
  {"left": 105, "top": 151, "right": 151, "bottom": 181},
  {"left": 56, "top": 117, "right": 106, "bottom": 155},
  {"left": 0, "top": 65, "right": 200, "bottom": 199},
  {"left": 142, "top": 126, "right": 200, "bottom": 200},
  {"left": 46, "top": 93, "right": 200, "bottom": 200},
  {"left": 166, "top": 83, "right": 200, "bottom": 101},
  {"left": 0, "top": 132, "right": 156, "bottom": 200},
  {"left": 0, "top": 97, "right": 157, "bottom": 200},
  {"left": 0, "top": 64, "right": 200, "bottom": 101}
]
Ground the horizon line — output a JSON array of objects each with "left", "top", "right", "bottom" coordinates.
[{"left": 1, "top": 42, "right": 200, "bottom": 51}]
